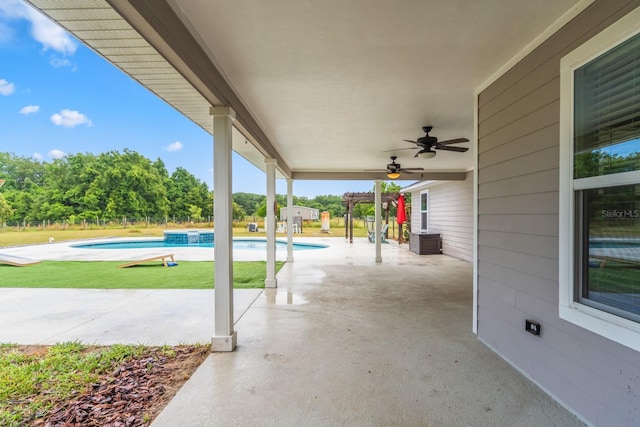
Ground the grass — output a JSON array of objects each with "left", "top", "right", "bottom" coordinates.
[
  {"left": 588, "top": 264, "right": 640, "bottom": 294},
  {"left": 0, "top": 261, "right": 284, "bottom": 289},
  {"left": 0, "top": 227, "right": 165, "bottom": 247},
  {"left": 0, "top": 342, "right": 148, "bottom": 426}
]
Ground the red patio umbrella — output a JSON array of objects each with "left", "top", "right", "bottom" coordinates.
[
  {"left": 397, "top": 193, "right": 406, "bottom": 225},
  {"left": 397, "top": 193, "right": 406, "bottom": 243}
]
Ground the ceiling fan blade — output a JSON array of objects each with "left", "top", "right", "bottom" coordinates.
[
  {"left": 383, "top": 147, "right": 418, "bottom": 152},
  {"left": 364, "top": 169, "right": 388, "bottom": 172},
  {"left": 437, "top": 138, "right": 470, "bottom": 146},
  {"left": 436, "top": 145, "right": 469, "bottom": 152},
  {"left": 403, "top": 139, "right": 420, "bottom": 145},
  {"left": 401, "top": 167, "right": 425, "bottom": 171}
]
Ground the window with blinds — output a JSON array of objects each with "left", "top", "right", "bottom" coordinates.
[
  {"left": 572, "top": 30, "right": 640, "bottom": 322},
  {"left": 574, "top": 32, "right": 640, "bottom": 178},
  {"left": 559, "top": 5, "right": 640, "bottom": 351}
]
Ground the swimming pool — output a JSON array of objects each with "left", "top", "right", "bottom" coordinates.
[{"left": 71, "top": 238, "right": 328, "bottom": 251}]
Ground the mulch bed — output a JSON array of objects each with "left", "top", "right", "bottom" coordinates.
[{"left": 33, "top": 346, "right": 209, "bottom": 427}]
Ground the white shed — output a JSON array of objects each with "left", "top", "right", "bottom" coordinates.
[{"left": 279, "top": 205, "right": 319, "bottom": 221}]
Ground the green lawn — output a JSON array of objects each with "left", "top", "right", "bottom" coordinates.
[{"left": 0, "top": 261, "right": 284, "bottom": 289}]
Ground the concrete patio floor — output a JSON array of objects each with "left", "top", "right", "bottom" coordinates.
[
  {"left": 152, "top": 239, "right": 584, "bottom": 426},
  {"left": 0, "top": 237, "right": 584, "bottom": 425}
]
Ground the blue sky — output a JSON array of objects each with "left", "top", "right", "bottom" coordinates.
[{"left": 0, "top": 0, "right": 380, "bottom": 198}]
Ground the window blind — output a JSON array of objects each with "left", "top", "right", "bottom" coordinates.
[{"left": 575, "top": 32, "right": 640, "bottom": 153}]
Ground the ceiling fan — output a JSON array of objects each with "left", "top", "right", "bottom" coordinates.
[
  {"left": 365, "top": 156, "right": 424, "bottom": 179},
  {"left": 391, "top": 126, "right": 469, "bottom": 159}
]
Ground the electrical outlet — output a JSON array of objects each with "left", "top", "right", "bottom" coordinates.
[{"left": 526, "top": 320, "right": 541, "bottom": 336}]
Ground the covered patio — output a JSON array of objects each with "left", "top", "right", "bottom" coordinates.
[
  {"left": 150, "top": 239, "right": 580, "bottom": 426},
  {"left": 21, "top": 0, "right": 578, "bottom": 348}
]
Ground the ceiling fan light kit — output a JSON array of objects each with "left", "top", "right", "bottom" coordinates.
[
  {"left": 365, "top": 155, "right": 424, "bottom": 179},
  {"left": 418, "top": 150, "right": 437, "bottom": 159},
  {"left": 371, "top": 127, "right": 469, "bottom": 179}
]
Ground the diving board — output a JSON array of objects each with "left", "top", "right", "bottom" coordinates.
[
  {"left": 117, "top": 254, "right": 176, "bottom": 268},
  {"left": 0, "top": 253, "right": 42, "bottom": 267}
]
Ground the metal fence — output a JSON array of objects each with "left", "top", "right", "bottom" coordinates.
[{"left": 1, "top": 216, "right": 214, "bottom": 231}]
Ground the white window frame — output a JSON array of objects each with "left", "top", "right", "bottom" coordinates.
[
  {"left": 559, "top": 5, "right": 640, "bottom": 352},
  {"left": 419, "top": 190, "right": 429, "bottom": 232}
]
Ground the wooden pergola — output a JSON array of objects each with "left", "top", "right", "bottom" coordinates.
[{"left": 342, "top": 192, "right": 399, "bottom": 243}]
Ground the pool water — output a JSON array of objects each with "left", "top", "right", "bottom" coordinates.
[{"left": 72, "top": 238, "right": 328, "bottom": 251}]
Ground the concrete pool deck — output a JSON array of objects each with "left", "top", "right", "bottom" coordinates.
[{"left": 0, "top": 236, "right": 334, "bottom": 262}]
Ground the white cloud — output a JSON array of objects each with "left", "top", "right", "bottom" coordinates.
[
  {"left": 165, "top": 141, "right": 184, "bottom": 152},
  {"left": 49, "top": 56, "right": 72, "bottom": 68},
  {"left": 0, "top": 0, "right": 25, "bottom": 19},
  {"left": 20, "top": 105, "right": 39, "bottom": 115},
  {"left": 47, "top": 149, "right": 65, "bottom": 159},
  {"left": 0, "top": 0, "right": 77, "bottom": 55},
  {"left": 50, "top": 109, "right": 92, "bottom": 128},
  {"left": 0, "top": 21, "right": 13, "bottom": 44},
  {"left": 32, "top": 152, "right": 43, "bottom": 161},
  {"left": 0, "top": 78, "right": 15, "bottom": 95},
  {"left": 29, "top": 13, "right": 77, "bottom": 55}
]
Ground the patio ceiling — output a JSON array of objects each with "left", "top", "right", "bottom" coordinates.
[{"left": 27, "top": 0, "right": 581, "bottom": 181}]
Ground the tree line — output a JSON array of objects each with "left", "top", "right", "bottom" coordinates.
[
  {"left": 0, "top": 150, "right": 400, "bottom": 225},
  {"left": 0, "top": 150, "right": 210, "bottom": 224}
]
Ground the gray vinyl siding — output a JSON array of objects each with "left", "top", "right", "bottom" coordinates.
[
  {"left": 409, "top": 172, "right": 473, "bottom": 261},
  {"left": 476, "top": 1, "right": 640, "bottom": 426},
  {"left": 429, "top": 173, "right": 473, "bottom": 261},
  {"left": 410, "top": 193, "right": 422, "bottom": 234}
]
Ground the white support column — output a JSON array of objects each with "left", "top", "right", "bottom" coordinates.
[
  {"left": 375, "top": 179, "right": 382, "bottom": 263},
  {"left": 210, "top": 106, "right": 237, "bottom": 352},
  {"left": 472, "top": 91, "right": 479, "bottom": 335},
  {"left": 286, "top": 178, "right": 294, "bottom": 262},
  {"left": 265, "top": 158, "right": 278, "bottom": 288}
]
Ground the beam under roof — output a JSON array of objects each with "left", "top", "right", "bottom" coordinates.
[{"left": 292, "top": 171, "right": 467, "bottom": 181}]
